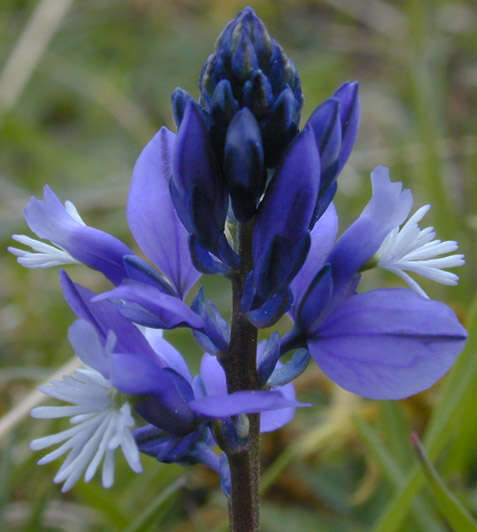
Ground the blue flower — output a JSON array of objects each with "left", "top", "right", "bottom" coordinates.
[
  {"left": 31, "top": 272, "right": 305, "bottom": 490},
  {"left": 286, "top": 167, "right": 467, "bottom": 399},
  {"left": 59, "top": 270, "right": 304, "bottom": 432},
  {"left": 9, "top": 128, "right": 201, "bottom": 299}
]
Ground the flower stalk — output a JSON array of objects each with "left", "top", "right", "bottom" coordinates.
[{"left": 222, "top": 220, "right": 260, "bottom": 532}]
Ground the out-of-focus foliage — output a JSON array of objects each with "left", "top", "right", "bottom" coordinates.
[{"left": 0, "top": 1, "right": 476, "bottom": 530}]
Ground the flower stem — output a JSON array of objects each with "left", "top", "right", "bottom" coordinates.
[{"left": 223, "top": 220, "right": 260, "bottom": 532}]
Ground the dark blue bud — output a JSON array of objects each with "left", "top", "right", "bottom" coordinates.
[
  {"left": 210, "top": 79, "right": 240, "bottom": 126},
  {"left": 262, "top": 86, "right": 299, "bottom": 167},
  {"left": 208, "top": 79, "right": 240, "bottom": 156},
  {"left": 198, "top": 7, "right": 303, "bottom": 170},
  {"left": 267, "top": 349, "right": 310, "bottom": 387},
  {"left": 192, "top": 287, "right": 230, "bottom": 354},
  {"left": 171, "top": 87, "right": 193, "bottom": 127},
  {"left": 199, "top": 52, "right": 223, "bottom": 105},
  {"left": 247, "top": 287, "right": 292, "bottom": 329},
  {"left": 231, "top": 31, "right": 259, "bottom": 81},
  {"left": 123, "top": 255, "right": 177, "bottom": 296},
  {"left": 242, "top": 70, "right": 273, "bottom": 117},
  {"left": 216, "top": 6, "right": 272, "bottom": 66},
  {"left": 295, "top": 264, "right": 333, "bottom": 334},
  {"left": 171, "top": 100, "right": 227, "bottom": 251},
  {"left": 257, "top": 332, "right": 281, "bottom": 385},
  {"left": 250, "top": 126, "right": 320, "bottom": 305},
  {"left": 224, "top": 108, "right": 265, "bottom": 221},
  {"left": 267, "top": 43, "right": 290, "bottom": 93}
]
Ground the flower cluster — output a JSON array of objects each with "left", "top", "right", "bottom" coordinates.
[{"left": 9, "top": 7, "right": 466, "bottom": 493}]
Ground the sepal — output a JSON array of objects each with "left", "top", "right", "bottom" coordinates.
[
  {"left": 257, "top": 332, "right": 281, "bottom": 385},
  {"left": 267, "top": 349, "right": 310, "bottom": 387},
  {"left": 251, "top": 126, "right": 320, "bottom": 303},
  {"left": 307, "top": 97, "right": 341, "bottom": 190},
  {"left": 306, "top": 81, "right": 360, "bottom": 223},
  {"left": 247, "top": 287, "right": 293, "bottom": 328},
  {"left": 334, "top": 81, "right": 360, "bottom": 174},
  {"left": 171, "top": 100, "right": 227, "bottom": 251},
  {"left": 135, "top": 424, "right": 211, "bottom": 464},
  {"left": 251, "top": 232, "right": 311, "bottom": 309},
  {"left": 191, "top": 287, "right": 230, "bottom": 354},
  {"left": 189, "top": 236, "right": 230, "bottom": 275},
  {"left": 219, "top": 453, "right": 232, "bottom": 497}
]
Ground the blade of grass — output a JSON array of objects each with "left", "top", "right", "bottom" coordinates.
[
  {"left": 24, "top": 484, "right": 53, "bottom": 532},
  {"left": 410, "top": 433, "right": 477, "bottom": 531},
  {"left": 354, "top": 415, "right": 446, "bottom": 532},
  {"left": 377, "top": 401, "right": 415, "bottom": 468},
  {"left": 0, "top": 0, "right": 74, "bottom": 111},
  {"left": 0, "top": 432, "right": 14, "bottom": 529},
  {"left": 123, "top": 476, "right": 185, "bottom": 532}
]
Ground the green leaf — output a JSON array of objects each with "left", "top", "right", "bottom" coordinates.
[
  {"left": 353, "top": 416, "right": 446, "bottom": 532},
  {"left": 123, "top": 476, "right": 185, "bottom": 532},
  {"left": 410, "top": 433, "right": 477, "bottom": 531}
]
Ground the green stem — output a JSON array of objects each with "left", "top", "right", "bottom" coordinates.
[{"left": 222, "top": 220, "right": 260, "bottom": 532}]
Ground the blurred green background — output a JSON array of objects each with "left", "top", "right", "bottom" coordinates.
[{"left": 1, "top": 0, "right": 476, "bottom": 530}]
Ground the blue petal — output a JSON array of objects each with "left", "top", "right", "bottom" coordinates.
[
  {"left": 200, "top": 353, "right": 227, "bottom": 397},
  {"left": 291, "top": 203, "right": 338, "bottom": 314},
  {"left": 328, "top": 166, "right": 412, "bottom": 297},
  {"left": 127, "top": 127, "right": 200, "bottom": 298},
  {"left": 309, "top": 288, "right": 467, "bottom": 399},
  {"left": 67, "top": 319, "right": 112, "bottom": 378},
  {"left": 189, "top": 390, "right": 308, "bottom": 418},
  {"left": 260, "top": 378, "right": 298, "bottom": 433},
  {"left": 113, "top": 356, "right": 196, "bottom": 435},
  {"left": 93, "top": 280, "right": 205, "bottom": 331},
  {"left": 143, "top": 328, "right": 192, "bottom": 383},
  {"left": 123, "top": 255, "right": 176, "bottom": 296},
  {"left": 25, "top": 186, "right": 132, "bottom": 285},
  {"left": 59, "top": 270, "right": 155, "bottom": 356}
]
